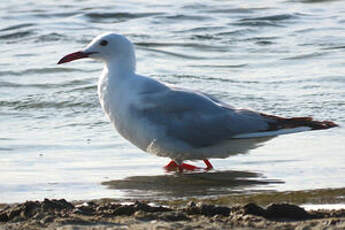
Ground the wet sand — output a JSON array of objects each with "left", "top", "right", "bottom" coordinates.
[{"left": 1, "top": 187, "right": 345, "bottom": 230}]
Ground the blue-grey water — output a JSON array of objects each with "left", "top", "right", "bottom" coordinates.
[{"left": 1, "top": 0, "right": 345, "bottom": 203}]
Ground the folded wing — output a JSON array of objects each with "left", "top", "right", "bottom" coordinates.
[{"left": 137, "top": 86, "right": 272, "bottom": 147}]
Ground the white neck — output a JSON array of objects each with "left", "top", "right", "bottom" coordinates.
[
  {"left": 106, "top": 59, "right": 135, "bottom": 77},
  {"left": 105, "top": 44, "right": 136, "bottom": 78}
]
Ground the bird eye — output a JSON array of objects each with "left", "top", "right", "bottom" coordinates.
[{"left": 100, "top": 40, "right": 108, "bottom": 46}]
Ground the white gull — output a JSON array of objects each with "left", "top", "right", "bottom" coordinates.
[{"left": 58, "top": 33, "right": 337, "bottom": 172}]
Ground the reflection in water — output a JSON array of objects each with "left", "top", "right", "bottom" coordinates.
[{"left": 102, "top": 170, "right": 283, "bottom": 198}]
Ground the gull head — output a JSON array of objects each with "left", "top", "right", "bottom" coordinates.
[{"left": 58, "top": 33, "right": 136, "bottom": 71}]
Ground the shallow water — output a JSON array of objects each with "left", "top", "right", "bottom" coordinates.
[{"left": 1, "top": 0, "right": 345, "bottom": 203}]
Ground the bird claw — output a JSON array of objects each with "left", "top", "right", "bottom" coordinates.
[
  {"left": 179, "top": 163, "right": 201, "bottom": 172},
  {"left": 163, "top": 160, "right": 213, "bottom": 172}
]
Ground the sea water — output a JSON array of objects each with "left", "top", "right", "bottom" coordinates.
[{"left": 1, "top": 0, "right": 345, "bottom": 203}]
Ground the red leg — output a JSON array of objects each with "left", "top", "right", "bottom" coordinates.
[
  {"left": 164, "top": 160, "right": 179, "bottom": 171},
  {"left": 203, "top": 159, "right": 213, "bottom": 170},
  {"left": 164, "top": 160, "right": 214, "bottom": 172},
  {"left": 164, "top": 161, "right": 201, "bottom": 172},
  {"left": 178, "top": 163, "right": 201, "bottom": 172}
]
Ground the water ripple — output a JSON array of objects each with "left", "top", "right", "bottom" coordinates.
[
  {"left": 231, "top": 13, "right": 299, "bottom": 27},
  {"left": 281, "top": 51, "right": 328, "bottom": 60},
  {"left": 0, "top": 79, "right": 94, "bottom": 89},
  {"left": 204, "top": 7, "right": 267, "bottom": 14},
  {"left": 32, "top": 12, "right": 78, "bottom": 18},
  {"left": 232, "top": 21, "right": 284, "bottom": 27},
  {"left": 139, "top": 47, "right": 210, "bottom": 60},
  {"left": 0, "top": 98, "right": 96, "bottom": 110},
  {"left": 85, "top": 12, "right": 162, "bottom": 19},
  {"left": 240, "top": 14, "right": 297, "bottom": 22},
  {"left": 174, "top": 26, "right": 225, "bottom": 33},
  {"left": 136, "top": 41, "right": 227, "bottom": 52},
  {"left": 188, "top": 64, "right": 248, "bottom": 69},
  {"left": 216, "top": 28, "right": 257, "bottom": 36},
  {"left": 170, "top": 74, "right": 258, "bottom": 84},
  {"left": 0, "top": 68, "right": 94, "bottom": 77},
  {"left": 321, "top": 45, "right": 345, "bottom": 50},
  {"left": 0, "top": 30, "right": 34, "bottom": 40},
  {"left": 163, "top": 14, "right": 212, "bottom": 21},
  {"left": 84, "top": 12, "right": 163, "bottom": 23},
  {"left": 0, "top": 23, "right": 35, "bottom": 32},
  {"left": 35, "top": 33, "right": 67, "bottom": 42}
]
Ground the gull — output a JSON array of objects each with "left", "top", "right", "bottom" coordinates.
[{"left": 58, "top": 33, "right": 338, "bottom": 172}]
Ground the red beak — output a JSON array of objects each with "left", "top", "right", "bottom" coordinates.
[{"left": 57, "top": 51, "right": 95, "bottom": 64}]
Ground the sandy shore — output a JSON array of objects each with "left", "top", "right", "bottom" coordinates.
[{"left": 1, "top": 187, "right": 345, "bottom": 230}]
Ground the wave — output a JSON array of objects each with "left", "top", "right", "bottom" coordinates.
[
  {"left": 216, "top": 28, "right": 257, "bottom": 36},
  {"left": 231, "top": 13, "right": 299, "bottom": 27},
  {"left": 188, "top": 64, "right": 248, "bottom": 69},
  {"left": 0, "top": 67, "right": 96, "bottom": 77},
  {"left": 322, "top": 45, "right": 345, "bottom": 50},
  {"left": 84, "top": 12, "right": 162, "bottom": 23},
  {"left": 163, "top": 14, "right": 212, "bottom": 21},
  {"left": 0, "top": 30, "right": 34, "bottom": 40},
  {"left": 139, "top": 47, "right": 210, "bottom": 60},
  {"left": 35, "top": 33, "right": 67, "bottom": 42},
  {"left": 0, "top": 98, "right": 97, "bottom": 110},
  {"left": 174, "top": 26, "right": 225, "bottom": 33},
  {"left": 240, "top": 14, "right": 297, "bottom": 22},
  {"left": 136, "top": 41, "right": 227, "bottom": 52},
  {"left": 281, "top": 51, "right": 328, "bottom": 60},
  {"left": 232, "top": 21, "right": 284, "bottom": 27},
  {"left": 203, "top": 7, "right": 271, "bottom": 14},
  {"left": 170, "top": 74, "right": 259, "bottom": 84},
  {"left": 0, "top": 23, "right": 35, "bottom": 32},
  {"left": 32, "top": 12, "right": 77, "bottom": 18},
  {"left": 0, "top": 79, "right": 95, "bottom": 90}
]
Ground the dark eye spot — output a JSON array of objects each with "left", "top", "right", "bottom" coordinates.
[{"left": 100, "top": 40, "right": 108, "bottom": 46}]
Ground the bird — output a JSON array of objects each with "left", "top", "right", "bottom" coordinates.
[{"left": 58, "top": 32, "right": 338, "bottom": 172}]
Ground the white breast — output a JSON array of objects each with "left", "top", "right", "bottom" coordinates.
[{"left": 97, "top": 70, "right": 157, "bottom": 152}]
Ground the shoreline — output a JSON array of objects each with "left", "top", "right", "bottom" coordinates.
[{"left": 1, "top": 187, "right": 345, "bottom": 229}]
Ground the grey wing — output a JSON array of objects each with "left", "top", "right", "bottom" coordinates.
[
  {"left": 170, "top": 85, "right": 235, "bottom": 109},
  {"left": 137, "top": 87, "right": 271, "bottom": 148}
]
